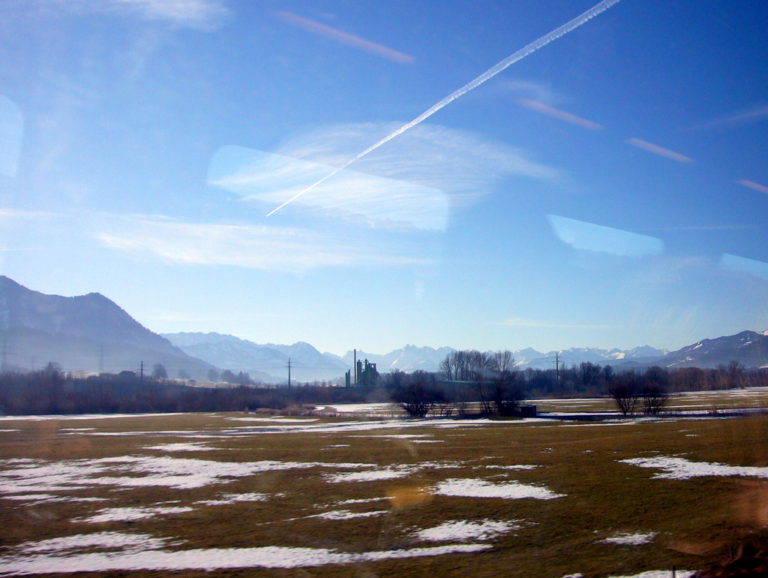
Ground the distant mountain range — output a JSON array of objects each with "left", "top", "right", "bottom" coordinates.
[
  {"left": 2, "top": 275, "right": 767, "bottom": 382},
  {"left": 163, "top": 332, "right": 348, "bottom": 383},
  {"left": 658, "top": 330, "right": 768, "bottom": 370}
]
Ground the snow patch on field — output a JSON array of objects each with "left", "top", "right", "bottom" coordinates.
[
  {"left": 0, "top": 456, "right": 375, "bottom": 494},
  {"left": 354, "top": 434, "right": 434, "bottom": 439},
  {"left": 228, "top": 417, "right": 319, "bottom": 423},
  {"left": 325, "top": 403, "right": 395, "bottom": 414},
  {"left": 415, "top": 519, "right": 519, "bottom": 542},
  {"left": 621, "top": 456, "right": 768, "bottom": 479},
  {"left": 3, "top": 493, "right": 107, "bottom": 504},
  {"left": 77, "top": 506, "right": 194, "bottom": 523},
  {"left": 197, "top": 493, "right": 269, "bottom": 506},
  {"left": 312, "top": 509, "right": 388, "bottom": 520},
  {"left": 334, "top": 497, "right": 388, "bottom": 506},
  {"left": 434, "top": 478, "right": 564, "bottom": 500},
  {"left": 325, "top": 466, "right": 417, "bottom": 483},
  {"left": 479, "top": 465, "right": 538, "bottom": 471},
  {"left": 601, "top": 532, "right": 657, "bottom": 546},
  {"left": 143, "top": 443, "right": 214, "bottom": 452},
  {"left": 14, "top": 532, "right": 173, "bottom": 554},
  {"left": 0, "top": 541, "right": 490, "bottom": 574}
]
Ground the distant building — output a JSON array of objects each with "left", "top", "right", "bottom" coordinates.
[{"left": 356, "top": 358, "right": 378, "bottom": 387}]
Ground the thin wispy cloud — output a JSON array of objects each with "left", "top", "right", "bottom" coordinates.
[
  {"left": 626, "top": 138, "right": 694, "bottom": 164},
  {"left": 266, "top": 0, "right": 621, "bottom": 216},
  {"left": 211, "top": 149, "right": 449, "bottom": 232},
  {"left": 737, "top": 179, "right": 768, "bottom": 195},
  {"left": 690, "top": 104, "right": 768, "bottom": 131},
  {"left": 517, "top": 98, "right": 604, "bottom": 130},
  {"left": 495, "top": 79, "right": 556, "bottom": 104},
  {"left": 277, "top": 11, "right": 414, "bottom": 64},
  {"left": 93, "top": 215, "right": 434, "bottom": 274},
  {"left": 82, "top": 0, "right": 229, "bottom": 30},
  {"left": 210, "top": 123, "right": 558, "bottom": 231}
]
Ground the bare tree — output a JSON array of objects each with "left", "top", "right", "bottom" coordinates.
[
  {"left": 641, "top": 383, "right": 668, "bottom": 415},
  {"left": 441, "top": 350, "right": 521, "bottom": 416},
  {"left": 641, "top": 366, "right": 669, "bottom": 415},
  {"left": 608, "top": 373, "right": 640, "bottom": 416},
  {"left": 390, "top": 371, "right": 443, "bottom": 418}
]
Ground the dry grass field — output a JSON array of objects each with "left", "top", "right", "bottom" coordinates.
[{"left": 1, "top": 391, "right": 768, "bottom": 577}]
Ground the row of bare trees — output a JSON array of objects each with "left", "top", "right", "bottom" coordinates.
[
  {"left": 608, "top": 373, "right": 668, "bottom": 416},
  {"left": 388, "top": 350, "right": 524, "bottom": 418}
]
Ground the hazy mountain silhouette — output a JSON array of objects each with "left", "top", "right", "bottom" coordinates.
[
  {"left": 0, "top": 276, "right": 213, "bottom": 378},
  {"left": 341, "top": 345, "right": 455, "bottom": 373},
  {"left": 659, "top": 330, "right": 768, "bottom": 369},
  {"left": 163, "top": 333, "right": 348, "bottom": 383},
  {"left": 3, "top": 276, "right": 765, "bottom": 383}
]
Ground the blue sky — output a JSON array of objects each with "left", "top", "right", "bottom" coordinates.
[{"left": 1, "top": 0, "right": 767, "bottom": 355}]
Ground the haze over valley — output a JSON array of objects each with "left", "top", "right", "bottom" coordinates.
[{"left": 1, "top": 275, "right": 766, "bottom": 384}]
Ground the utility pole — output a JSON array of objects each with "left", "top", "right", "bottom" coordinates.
[
  {"left": 287, "top": 358, "right": 291, "bottom": 389},
  {"left": 139, "top": 360, "right": 144, "bottom": 382},
  {"left": 555, "top": 352, "right": 560, "bottom": 384}
]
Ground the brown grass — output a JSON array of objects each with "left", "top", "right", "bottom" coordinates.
[{"left": 1, "top": 409, "right": 767, "bottom": 577}]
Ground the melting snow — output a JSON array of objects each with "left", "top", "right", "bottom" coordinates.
[
  {"left": 0, "top": 456, "right": 374, "bottom": 494},
  {"left": 479, "top": 465, "right": 538, "bottom": 471},
  {"left": 311, "top": 509, "right": 388, "bottom": 520},
  {"left": 334, "top": 497, "right": 388, "bottom": 506},
  {"left": 325, "top": 466, "right": 417, "bottom": 483},
  {"left": 78, "top": 506, "right": 194, "bottom": 523},
  {"left": 14, "top": 531, "right": 172, "bottom": 554},
  {"left": 354, "top": 434, "right": 434, "bottom": 439},
  {"left": 3, "top": 494, "right": 107, "bottom": 504},
  {"left": 415, "top": 520, "right": 519, "bottom": 542},
  {"left": 621, "top": 456, "right": 768, "bottom": 480},
  {"left": 601, "top": 532, "right": 657, "bottom": 546},
  {"left": 143, "top": 443, "right": 214, "bottom": 452},
  {"left": 0, "top": 542, "right": 490, "bottom": 574},
  {"left": 197, "top": 493, "right": 269, "bottom": 506},
  {"left": 325, "top": 403, "right": 394, "bottom": 414},
  {"left": 434, "top": 478, "right": 564, "bottom": 500},
  {"left": 228, "top": 417, "right": 319, "bottom": 423}
]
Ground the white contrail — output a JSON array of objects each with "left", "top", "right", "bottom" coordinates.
[{"left": 267, "top": 0, "right": 622, "bottom": 217}]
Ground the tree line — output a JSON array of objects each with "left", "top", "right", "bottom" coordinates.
[
  {"left": 388, "top": 353, "right": 768, "bottom": 418},
  {"left": 0, "top": 356, "right": 766, "bottom": 416},
  {"left": 0, "top": 363, "right": 366, "bottom": 416}
]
